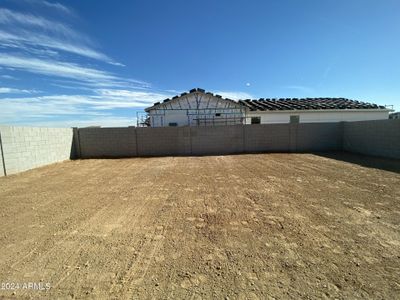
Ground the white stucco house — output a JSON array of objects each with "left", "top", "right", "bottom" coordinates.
[{"left": 144, "top": 88, "right": 392, "bottom": 127}]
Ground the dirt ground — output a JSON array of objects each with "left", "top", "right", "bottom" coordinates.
[{"left": 0, "top": 153, "right": 400, "bottom": 299}]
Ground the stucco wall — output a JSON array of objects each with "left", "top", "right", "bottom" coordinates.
[
  {"left": 246, "top": 110, "right": 389, "bottom": 124},
  {"left": 161, "top": 111, "right": 189, "bottom": 127},
  {"left": 0, "top": 125, "right": 73, "bottom": 175}
]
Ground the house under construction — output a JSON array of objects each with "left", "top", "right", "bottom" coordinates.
[
  {"left": 142, "top": 88, "right": 391, "bottom": 127},
  {"left": 143, "top": 88, "right": 244, "bottom": 127}
]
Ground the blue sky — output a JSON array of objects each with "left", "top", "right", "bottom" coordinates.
[{"left": 0, "top": 0, "right": 399, "bottom": 127}]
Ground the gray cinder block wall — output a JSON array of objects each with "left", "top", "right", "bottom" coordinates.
[
  {"left": 78, "top": 127, "right": 137, "bottom": 158},
  {"left": 244, "top": 124, "right": 290, "bottom": 152},
  {"left": 0, "top": 126, "right": 73, "bottom": 176},
  {"left": 1, "top": 120, "right": 399, "bottom": 176},
  {"left": 296, "top": 123, "right": 343, "bottom": 152},
  {"left": 75, "top": 120, "right": 398, "bottom": 159},
  {"left": 191, "top": 125, "right": 244, "bottom": 155},
  {"left": 243, "top": 123, "right": 342, "bottom": 153},
  {"left": 75, "top": 122, "right": 343, "bottom": 158},
  {"left": 136, "top": 127, "right": 191, "bottom": 156},
  {"left": 343, "top": 119, "right": 400, "bottom": 159}
]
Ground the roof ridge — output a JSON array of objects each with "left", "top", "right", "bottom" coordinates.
[{"left": 145, "top": 88, "right": 387, "bottom": 111}]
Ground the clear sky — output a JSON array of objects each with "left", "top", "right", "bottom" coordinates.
[{"left": 0, "top": 0, "right": 399, "bottom": 127}]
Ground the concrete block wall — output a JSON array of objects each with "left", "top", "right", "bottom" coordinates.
[
  {"left": 244, "top": 124, "right": 290, "bottom": 153},
  {"left": 78, "top": 127, "right": 137, "bottom": 158},
  {"left": 242, "top": 123, "right": 342, "bottom": 153},
  {"left": 0, "top": 126, "right": 73, "bottom": 176},
  {"left": 296, "top": 123, "right": 343, "bottom": 152},
  {"left": 136, "top": 127, "right": 191, "bottom": 156},
  {"left": 343, "top": 119, "right": 400, "bottom": 159},
  {"left": 191, "top": 125, "right": 244, "bottom": 155},
  {"left": 74, "top": 123, "right": 345, "bottom": 158},
  {"left": 2, "top": 120, "right": 397, "bottom": 176}
]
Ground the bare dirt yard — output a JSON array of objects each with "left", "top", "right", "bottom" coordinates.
[{"left": 0, "top": 153, "right": 400, "bottom": 299}]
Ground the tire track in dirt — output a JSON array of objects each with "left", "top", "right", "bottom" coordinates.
[
  {"left": 1, "top": 154, "right": 400, "bottom": 299},
  {"left": 5, "top": 158, "right": 158, "bottom": 298}
]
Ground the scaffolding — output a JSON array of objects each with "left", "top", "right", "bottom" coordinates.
[
  {"left": 188, "top": 108, "right": 244, "bottom": 126},
  {"left": 136, "top": 112, "right": 150, "bottom": 127}
]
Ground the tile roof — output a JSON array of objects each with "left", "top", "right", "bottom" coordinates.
[
  {"left": 238, "top": 98, "right": 387, "bottom": 111},
  {"left": 146, "top": 88, "right": 387, "bottom": 111}
]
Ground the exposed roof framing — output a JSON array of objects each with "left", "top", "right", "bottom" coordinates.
[
  {"left": 145, "top": 88, "right": 242, "bottom": 112},
  {"left": 145, "top": 88, "right": 388, "bottom": 112}
]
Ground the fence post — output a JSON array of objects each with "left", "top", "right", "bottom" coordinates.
[
  {"left": 0, "top": 129, "right": 6, "bottom": 176},
  {"left": 289, "top": 123, "right": 298, "bottom": 152},
  {"left": 72, "top": 127, "right": 82, "bottom": 159},
  {"left": 189, "top": 126, "right": 193, "bottom": 155},
  {"left": 134, "top": 127, "right": 139, "bottom": 156},
  {"left": 340, "top": 121, "right": 345, "bottom": 151},
  {"left": 242, "top": 124, "right": 246, "bottom": 153}
]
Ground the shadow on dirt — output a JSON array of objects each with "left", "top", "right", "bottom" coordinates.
[{"left": 315, "top": 151, "right": 400, "bottom": 174}]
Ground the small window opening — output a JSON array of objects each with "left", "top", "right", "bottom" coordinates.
[
  {"left": 168, "top": 122, "right": 178, "bottom": 127},
  {"left": 290, "top": 115, "right": 300, "bottom": 124},
  {"left": 251, "top": 117, "right": 261, "bottom": 124}
]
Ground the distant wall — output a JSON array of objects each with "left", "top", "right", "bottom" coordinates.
[
  {"left": 244, "top": 124, "right": 291, "bottom": 152},
  {"left": 296, "top": 123, "right": 343, "bottom": 152},
  {"left": 78, "top": 127, "right": 137, "bottom": 158},
  {"left": 243, "top": 123, "right": 343, "bottom": 153},
  {"left": 1, "top": 120, "right": 398, "bottom": 176},
  {"left": 76, "top": 122, "right": 343, "bottom": 158},
  {"left": 191, "top": 125, "right": 244, "bottom": 155},
  {"left": 136, "top": 127, "right": 191, "bottom": 156},
  {"left": 0, "top": 126, "right": 73, "bottom": 176},
  {"left": 343, "top": 119, "right": 400, "bottom": 159}
]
